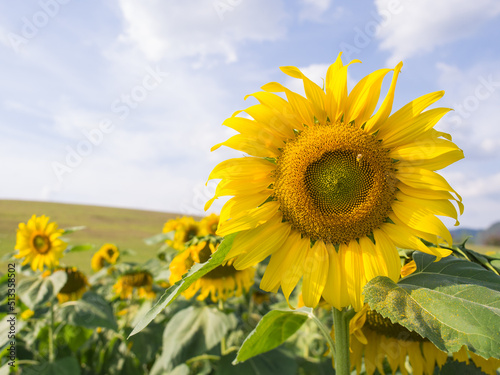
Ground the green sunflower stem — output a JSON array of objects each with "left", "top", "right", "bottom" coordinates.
[
  {"left": 307, "top": 310, "right": 335, "bottom": 359},
  {"left": 48, "top": 300, "right": 55, "bottom": 363},
  {"left": 332, "top": 307, "right": 350, "bottom": 375}
]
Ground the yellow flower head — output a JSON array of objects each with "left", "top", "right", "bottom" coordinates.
[
  {"left": 206, "top": 53, "right": 463, "bottom": 310},
  {"left": 169, "top": 240, "right": 255, "bottom": 302},
  {"left": 56, "top": 267, "right": 90, "bottom": 304},
  {"left": 91, "top": 243, "right": 119, "bottom": 272},
  {"left": 113, "top": 271, "right": 155, "bottom": 300},
  {"left": 163, "top": 216, "right": 202, "bottom": 251},
  {"left": 341, "top": 305, "right": 500, "bottom": 375},
  {"left": 15, "top": 215, "right": 67, "bottom": 271},
  {"left": 200, "top": 213, "right": 220, "bottom": 236},
  {"left": 21, "top": 309, "right": 35, "bottom": 320}
]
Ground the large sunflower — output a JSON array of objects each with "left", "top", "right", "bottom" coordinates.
[
  {"left": 57, "top": 267, "right": 90, "bottom": 304},
  {"left": 206, "top": 53, "right": 463, "bottom": 310},
  {"left": 15, "top": 215, "right": 67, "bottom": 271},
  {"left": 169, "top": 239, "right": 255, "bottom": 302},
  {"left": 343, "top": 305, "right": 500, "bottom": 375}
]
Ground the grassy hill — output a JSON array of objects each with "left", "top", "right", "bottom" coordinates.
[
  {"left": 2, "top": 200, "right": 498, "bottom": 275},
  {"left": 0, "top": 200, "right": 189, "bottom": 273}
]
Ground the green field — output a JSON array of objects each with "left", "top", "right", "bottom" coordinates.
[
  {"left": 2, "top": 200, "right": 498, "bottom": 275},
  {"left": 0, "top": 200, "right": 190, "bottom": 273}
]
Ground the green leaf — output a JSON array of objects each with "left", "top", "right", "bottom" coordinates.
[
  {"left": 129, "top": 233, "right": 236, "bottom": 337},
  {"left": 364, "top": 252, "right": 500, "bottom": 359},
  {"left": 403, "top": 251, "right": 500, "bottom": 292},
  {"left": 439, "top": 359, "right": 486, "bottom": 375},
  {"left": 23, "top": 357, "right": 81, "bottom": 375},
  {"left": 66, "top": 243, "right": 94, "bottom": 253},
  {"left": 150, "top": 305, "right": 237, "bottom": 374},
  {"left": 59, "top": 324, "right": 93, "bottom": 352},
  {"left": 217, "top": 349, "right": 298, "bottom": 375},
  {"left": 235, "top": 309, "right": 309, "bottom": 364},
  {"left": 128, "top": 323, "right": 163, "bottom": 364},
  {"left": 62, "top": 226, "right": 86, "bottom": 235},
  {"left": 0, "top": 363, "right": 10, "bottom": 375},
  {"left": 57, "top": 292, "right": 118, "bottom": 331},
  {"left": 18, "top": 270, "right": 67, "bottom": 310},
  {"left": 144, "top": 232, "right": 173, "bottom": 246},
  {"left": 167, "top": 364, "right": 190, "bottom": 375}
]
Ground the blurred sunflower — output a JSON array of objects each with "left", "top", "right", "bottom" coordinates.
[
  {"left": 163, "top": 216, "right": 202, "bottom": 251},
  {"left": 15, "top": 215, "right": 67, "bottom": 271},
  {"left": 200, "top": 213, "right": 219, "bottom": 236},
  {"left": 169, "top": 239, "right": 255, "bottom": 302},
  {"left": 206, "top": 53, "right": 463, "bottom": 310},
  {"left": 113, "top": 271, "right": 155, "bottom": 300},
  {"left": 57, "top": 267, "right": 89, "bottom": 303},
  {"left": 91, "top": 243, "right": 119, "bottom": 272},
  {"left": 340, "top": 305, "right": 500, "bottom": 375}
]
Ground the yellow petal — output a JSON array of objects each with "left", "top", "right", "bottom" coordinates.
[
  {"left": 219, "top": 191, "right": 273, "bottom": 224},
  {"left": 260, "top": 236, "right": 293, "bottom": 293},
  {"left": 232, "top": 216, "right": 291, "bottom": 269},
  {"left": 345, "top": 68, "right": 391, "bottom": 126},
  {"left": 325, "top": 52, "right": 360, "bottom": 121},
  {"left": 364, "top": 61, "right": 403, "bottom": 133},
  {"left": 301, "top": 240, "right": 329, "bottom": 307},
  {"left": 262, "top": 81, "right": 316, "bottom": 126},
  {"left": 382, "top": 107, "right": 451, "bottom": 148},
  {"left": 280, "top": 236, "right": 311, "bottom": 305},
  {"left": 396, "top": 191, "right": 460, "bottom": 225},
  {"left": 377, "top": 91, "right": 444, "bottom": 139},
  {"left": 396, "top": 167, "right": 462, "bottom": 202},
  {"left": 343, "top": 240, "right": 365, "bottom": 311},
  {"left": 391, "top": 200, "right": 453, "bottom": 246},
  {"left": 217, "top": 201, "right": 279, "bottom": 237},
  {"left": 243, "top": 103, "right": 299, "bottom": 136},
  {"left": 205, "top": 177, "right": 272, "bottom": 210},
  {"left": 322, "top": 243, "right": 349, "bottom": 310},
  {"left": 373, "top": 229, "right": 401, "bottom": 282},
  {"left": 207, "top": 157, "right": 276, "bottom": 182},
  {"left": 280, "top": 65, "right": 327, "bottom": 123}
]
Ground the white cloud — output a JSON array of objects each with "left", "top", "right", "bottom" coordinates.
[
  {"left": 436, "top": 61, "right": 500, "bottom": 158},
  {"left": 298, "top": 0, "right": 335, "bottom": 22},
  {"left": 375, "top": 0, "right": 500, "bottom": 65},
  {"left": 116, "top": 0, "right": 288, "bottom": 65}
]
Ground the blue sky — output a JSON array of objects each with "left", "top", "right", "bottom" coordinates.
[{"left": 1, "top": 0, "right": 500, "bottom": 229}]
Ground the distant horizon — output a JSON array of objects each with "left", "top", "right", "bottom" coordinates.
[{"left": 1, "top": 198, "right": 497, "bottom": 232}]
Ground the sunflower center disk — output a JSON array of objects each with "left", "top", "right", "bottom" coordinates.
[
  {"left": 305, "top": 151, "right": 374, "bottom": 214},
  {"left": 59, "top": 268, "right": 87, "bottom": 294},
  {"left": 33, "top": 235, "right": 51, "bottom": 254},
  {"left": 274, "top": 124, "right": 397, "bottom": 245}
]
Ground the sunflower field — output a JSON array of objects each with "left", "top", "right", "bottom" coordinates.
[{"left": 2, "top": 55, "right": 500, "bottom": 375}]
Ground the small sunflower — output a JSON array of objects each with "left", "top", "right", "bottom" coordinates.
[
  {"left": 200, "top": 213, "right": 220, "bottom": 236},
  {"left": 163, "top": 216, "right": 202, "bottom": 251},
  {"left": 169, "top": 240, "right": 255, "bottom": 302},
  {"left": 57, "top": 267, "right": 89, "bottom": 304},
  {"left": 91, "top": 243, "right": 119, "bottom": 272},
  {"left": 15, "top": 215, "right": 67, "bottom": 271},
  {"left": 341, "top": 305, "right": 500, "bottom": 375},
  {"left": 206, "top": 53, "right": 463, "bottom": 310},
  {"left": 113, "top": 271, "right": 155, "bottom": 300}
]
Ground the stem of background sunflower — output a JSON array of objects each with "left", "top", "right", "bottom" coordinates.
[
  {"left": 307, "top": 310, "right": 336, "bottom": 360},
  {"left": 48, "top": 300, "right": 55, "bottom": 362},
  {"left": 332, "top": 307, "right": 351, "bottom": 375}
]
